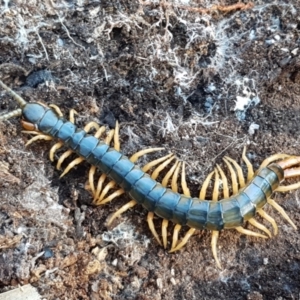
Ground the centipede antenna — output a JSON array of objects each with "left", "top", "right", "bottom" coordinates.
[
  {"left": 0, "top": 80, "right": 27, "bottom": 107},
  {"left": 0, "top": 108, "right": 22, "bottom": 121}
]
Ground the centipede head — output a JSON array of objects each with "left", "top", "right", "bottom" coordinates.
[
  {"left": 21, "top": 102, "right": 49, "bottom": 131},
  {"left": 0, "top": 79, "right": 49, "bottom": 131}
]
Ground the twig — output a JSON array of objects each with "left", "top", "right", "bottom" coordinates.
[
  {"left": 140, "top": 1, "right": 254, "bottom": 15},
  {"left": 57, "top": 15, "right": 86, "bottom": 50}
]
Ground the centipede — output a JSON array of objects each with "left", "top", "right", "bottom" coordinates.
[{"left": 1, "top": 79, "right": 300, "bottom": 269}]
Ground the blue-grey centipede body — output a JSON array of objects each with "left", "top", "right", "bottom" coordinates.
[
  {"left": 16, "top": 101, "right": 286, "bottom": 231},
  {"left": 1, "top": 78, "right": 300, "bottom": 269}
]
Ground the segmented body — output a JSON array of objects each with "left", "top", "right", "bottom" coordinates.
[{"left": 22, "top": 102, "right": 285, "bottom": 231}]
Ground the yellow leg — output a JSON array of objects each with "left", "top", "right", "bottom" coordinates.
[
  {"left": 97, "top": 188, "right": 125, "bottom": 205},
  {"left": 114, "top": 121, "right": 120, "bottom": 151},
  {"left": 69, "top": 109, "right": 77, "bottom": 123},
  {"left": 224, "top": 156, "right": 245, "bottom": 188},
  {"left": 211, "top": 231, "right": 221, "bottom": 269},
  {"left": 88, "top": 166, "right": 97, "bottom": 195},
  {"left": 171, "top": 162, "right": 181, "bottom": 192},
  {"left": 94, "top": 126, "right": 106, "bottom": 139},
  {"left": 242, "top": 147, "right": 254, "bottom": 182},
  {"left": 96, "top": 181, "right": 116, "bottom": 203},
  {"left": 107, "top": 200, "right": 137, "bottom": 226},
  {"left": 169, "top": 228, "right": 196, "bottom": 252},
  {"left": 223, "top": 158, "right": 238, "bottom": 194},
  {"left": 216, "top": 164, "right": 229, "bottom": 198},
  {"left": 60, "top": 157, "right": 84, "bottom": 178},
  {"left": 152, "top": 156, "right": 177, "bottom": 180},
  {"left": 162, "top": 219, "right": 169, "bottom": 249},
  {"left": 235, "top": 226, "right": 267, "bottom": 239},
  {"left": 248, "top": 218, "right": 272, "bottom": 238},
  {"left": 49, "top": 142, "right": 63, "bottom": 162},
  {"left": 181, "top": 162, "right": 191, "bottom": 197},
  {"left": 49, "top": 104, "right": 63, "bottom": 116},
  {"left": 56, "top": 149, "right": 73, "bottom": 170},
  {"left": 94, "top": 173, "right": 107, "bottom": 201},
  {"left": 162, "top": 161, "right": 180, "bottom": 187},
  {"left": 129, "top": 148, "right": 164, "bottom": 163},
  {"left": 84, "top": 121, "right": 100, "bottom": 132},
  {"left": 199, "top": 170, "right": 215, "bottom": 199},
  {"left": 25, "top": 134, "right": 53, "bottom": 147},
  {"left": 147, "top": 212, "right": 162, "bottom": 246},
  {"left": 142, "top": 153, "right": 174, "bottom": 173},
  {"left": 212, "top": 167, "right": 220, "bottom": 200},
  {"left": 104, "top": 129, "right": 115, "bottom": 145},
  {"left": 268, "top": 199, "right": 297, "bottom": 229},
  {"left": 257, "top": 209, "right": 278, "bottom": 235},
  {"left": 171, "top": 224, "right": 181, "bottom": 250}
]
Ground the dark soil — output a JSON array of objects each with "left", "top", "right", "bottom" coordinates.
[{"left": 0, "top": 1, "right": 300, "bottom": 299}]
